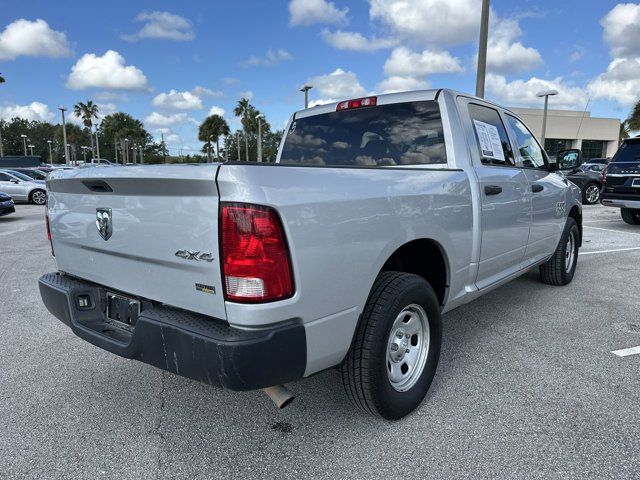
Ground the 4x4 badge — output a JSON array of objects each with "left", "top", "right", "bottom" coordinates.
[{"left": 175, "top": 250, "right": 215, "bottom": 262}]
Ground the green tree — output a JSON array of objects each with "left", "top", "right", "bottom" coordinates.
[
  {"left": 234, "top": 98, "right": 255, "bottom": 161},
  {"left": 198, "top": 114, "right": 230, "bottom": 162},
  {"left": 99, "top": 112, "right": 156, "bottom": 163},
  {"left": 73, "top": 100, "right": 99, "bottom": 158},
  {"left": 626, "top": 100, "right": 640, "bottom": 133},
  {"left": 0, "top": 73, "right": 5, "bottom": 84},
  {"left": 620, "top": 122, "right": 630, "bottom": 142}
]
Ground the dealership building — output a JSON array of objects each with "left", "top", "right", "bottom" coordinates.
[{"left": 509, "top": 107, "right": 621, "bottom": 160}]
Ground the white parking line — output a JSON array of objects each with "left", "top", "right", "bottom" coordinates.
[
  {"left": 611, "top": 345, "right": 640, "bottom": 357},
  {"left": 579, "top": 246, "right": 640, "bottom": 255},
  {"left": 584, "top": 225, "right": 640, "bottom": 235}
]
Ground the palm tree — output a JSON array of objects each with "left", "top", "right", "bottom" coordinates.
[
  {"left": 620, "top": 122, "right": 630, "bottom": 142},
  {"left": 626, "top": 100, "right": 640, "bottom": 133},
  {"left": 234, "top": 98, "right": 253, "bottom": 161},
  {"left": 73, "top": 100, "right": 99, "bottom": 159},
  {"left": 198, "top": 114, "right": 230, "bottom": 162}
]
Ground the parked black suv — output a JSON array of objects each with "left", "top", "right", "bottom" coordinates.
[{"left": 601, "top": 137, "right": 640, "bottom": 225}]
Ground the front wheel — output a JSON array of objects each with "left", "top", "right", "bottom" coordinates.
[
  {"left": 29, "top": 189, "right": 47, "bottom": 205},
  {"left": 621, "top": 208, "right": 640, "bottom": 225},
  {"left": 340, "top": 272, "right": 442, "bottom": 420},
  {"left": 582, "top": 182, "right": 601, "bottom": 205},
  {"left": 539, "top": 217, "right": 579, "bottom": 286}
]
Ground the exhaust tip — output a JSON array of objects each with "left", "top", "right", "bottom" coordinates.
[{"left": 262, "top": 385, "right": 295, "bottom": 409}]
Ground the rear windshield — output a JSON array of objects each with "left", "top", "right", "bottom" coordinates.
[
  {"left": 279, "top": 100, "right": 447, "bottom": 167},
  {"left": 612, "top": 139, "right": 640, "bottom": 163}
]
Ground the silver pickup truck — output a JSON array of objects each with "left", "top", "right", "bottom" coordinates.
[{"left": 39, "top": 89, "right": 582, "bottom": 419}]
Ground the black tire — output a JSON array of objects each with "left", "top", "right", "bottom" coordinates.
[
  {"left": 340, "top": 271, "right": 442, "bottom": 420},
  {"left": 582, "top": 182, "right": 601, "bottom": 205},
  {"left": 539, "top": 217, "right": 579, "bottom": 286},
  {"left": 621, "top": 208, "right": 640, "bottom": 225},
  {"left": 29, "top": 189, "right": 47, "bottom": 205}
]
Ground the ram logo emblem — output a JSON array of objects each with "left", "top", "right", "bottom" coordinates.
[{"left": 96, "top": 208, "right": 113, "bottom": 241}]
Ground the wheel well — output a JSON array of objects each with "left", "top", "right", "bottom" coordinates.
[
  {"left": 381, "top": 239, "right": 448, "bottom": 306},
  {"left": 568, "top": 205, "right": 582, "bottom": 246}
]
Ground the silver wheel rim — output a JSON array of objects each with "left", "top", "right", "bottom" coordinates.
[
  {"left": 565, "top": 231, "right": 576, "bottom": 273},
  {"left": 32, "top": 191, "right": 46, "bottom": 205},
  {"left": 585, "top": 185, "right": 600, "bottom": 204},
  {"left": 386, "top": 304, "right": 430, "bottom": 392}
]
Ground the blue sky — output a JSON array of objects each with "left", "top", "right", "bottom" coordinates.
[{"left": 1, "top": 0, "right": 639, "bottom": 154}]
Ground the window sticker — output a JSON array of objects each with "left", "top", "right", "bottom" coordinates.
[{"left": 473, "top": 119, "right": 505, "bottom": 161}]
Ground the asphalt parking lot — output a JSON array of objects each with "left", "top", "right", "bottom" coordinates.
[{"left": 1, "top": 204, "right": 639, "bottom": 480}]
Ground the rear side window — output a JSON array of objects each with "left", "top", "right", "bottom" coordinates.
[
  {"left": 0, "top": 172, "right": 12, "bottom": 181},
  {"left": 467, "top": 104, "right": 515, "bottom": 166},
  {"left": 612, "top": 139, "right": 640, "bottom": 163},
  {"left": 280, "top": 101, "right": 447, "bottom": 167}
]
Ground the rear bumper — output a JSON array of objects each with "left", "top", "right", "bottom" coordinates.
[
  {"left": 601, "top": 195, "right": 640, "bottom": 210},
  {"left": 38, "top": 272, "right": 306, "bottom": 391},
  {"left": 0, "top": 201, "right": 15, "bottom": 216}
]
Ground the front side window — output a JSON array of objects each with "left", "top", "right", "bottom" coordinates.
[
  {"left": 280, "top": 101, "right": 447, "bottom": 167},
  {"left": 467, "top": 104, "right": 515, "bottom": 166},
  {"left": 505, "top": 115, "right": 546, "bottom": 169}
]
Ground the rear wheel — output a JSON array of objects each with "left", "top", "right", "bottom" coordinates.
[
  {"left": 582, "top": 182, "right": 601, "bottom": 205},
  {"left": 340, "top": 271, "right": 442, "bottom": 420},
  {"left": 539, "top": 217, "right": 579, "bottom": 286},
  {"left": 29, "top": 189, "right": 46, "bottom": 205},
  {"left": 621, "top": 208, "right": 640, "bottom": 225}
]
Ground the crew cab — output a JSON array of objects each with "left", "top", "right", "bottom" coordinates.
[
  {"left": 39, "top": 89, "right": 582, "bottom": 419},
  {"left": 601, "top": 136, "right": 640, "bottom": 225}
]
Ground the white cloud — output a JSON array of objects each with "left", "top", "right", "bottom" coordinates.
[
  {"left": 376, "top": 76, "right": 429, "bottom": 93},
  {"left": 66, "top": 50, "right": 149, "bottom": 90},
  {"left": 369, "top": 0, "right": 480, "bottom": 46},
  {"left": 569, "top": 45, "right": 585, "bottom": 63},
  {"left": 588, "top": 57, "right": 640, "bottom": 106},
  {"left": 165, "top": 133, "right": 181, "bottom": 144},
  {"left": 240, "top": 48, "right": 293, "bottom": 67},
  {"left": 122, "top": 11, "right": 195, "bottom": 42},
  {"left": 321, "top": 29, "right": 398, "bottom": 52},
  {"left": 486, "top": 18, "right": 542, "bottom": 74},
  {"left": 289, "top": 0, "right": 349, "bottom": 26},
  {"left": 94, "top": 91, "right": 129, "bottom": 102},
  {"left": 192, "top": 86, "right": 223, "bottom": 97},
  {"left": 486, "top": 73, "right": 588, "bottom": 110},
  {"left": 144, "top": 112, "right": 189, "bottom": 128},
  {"left": 0, "top": 102, "right": 55, "bottom": 122},
  {"left": 238, "top": 91, "right": 254, "bottom": 100},
  {"left": 152, "top": 89, "right": 203, "bottom": 110},
  {"left": 96, "top": 103, "right": 118, "bottom": 118},
  {"left": 223, "top": 77, "right": 238, "bottom": 85},
  {"left": 0, "top": 18, "right": 71, "bottom": 61},
  {"left": 384, "top": 46, "right": 463, "bottom": 77},
  {"left": 601, "top": 3, "right": 640, "bottom": 58},
  {"left": 208, "top": 106, "right": 225, "bottom": 117},
  {"left": 307, "top": 68, "right": 366, "bottom": 100}
]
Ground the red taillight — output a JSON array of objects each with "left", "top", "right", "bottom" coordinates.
[
  {"left": 336, "top": 96, "right": 377, "bottom": 111},
  {"left": 220, "top": 203, "right": 293, "bottom": 303},
  {"left": 45, "top": 207, "right": 54, "bottom": 256}
]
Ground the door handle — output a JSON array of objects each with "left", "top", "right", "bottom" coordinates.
[
  {"left": 531, "top": 184, "right": 544, "bottom": 193},
  {"left": 484, "top": 185, "right": 502, "bottom": 196}
]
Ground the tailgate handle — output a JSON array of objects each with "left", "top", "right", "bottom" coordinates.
[
  {"left": 82, "top": 180, "right": 113, "bottom": 193},
  {"left": 531, "top": 184, "right": 544, "bottom": 193}
]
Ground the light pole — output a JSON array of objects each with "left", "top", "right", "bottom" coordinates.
[
  {"left": 47, "top": 140, "right": 52, "bottom": 163},
  {"left": 21, "top": 134, "right": 27, "bottom": 155},
  {"left": 207, "top": 135, "right": 213, "bottom": 163},
  {"left": 255, "top": 113, "right": 264, "bottom": 162},
  {"left": 124, "top": 138, "right": 129, "bottom": 164},
  {"left": 58, "top": 106, "right": 69, "bottom": 165},
  {"left": 236, "top": 131, "right": 241, "bottom": 160},
  {"left": 95, "top": 130, "right": 100, "bottom": 161},
  {"left": 132, "top": 144, "right": 137, "bottom": 164},
  {"left": 28, "top": 144, "right": 34, "bottom": 155},
  {"left": 300, "top": 85, "right": 313, "bottom": 109},
  {"left": 139, "top": 145, "right": 144, "bottom": 164},
  {"left": 81, "top": 146, "right": 87, "bottom": 162},
  {"left": 0, "top": 121, "right": 4, "bottom": 157},
  {"left": 536, "top": 90, "right": 558, "bottom": 147},
  {"left": 475, "top": 0, "right": 490, "bottom": 98},
  {"left": 115, "top": 139, "right": 118, "bottom": 164}
]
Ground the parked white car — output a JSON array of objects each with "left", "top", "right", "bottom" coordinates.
[{"left": 0, "top": 170, "right": 47, "bottom": 205}]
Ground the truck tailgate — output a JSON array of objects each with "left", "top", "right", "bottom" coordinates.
[{"left": 46, "top": 165, "right": 226, "bottom": 319}]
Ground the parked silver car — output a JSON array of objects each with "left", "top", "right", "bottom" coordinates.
[{"left": 0, "top": 169, "right": 47, "bottom": 205}]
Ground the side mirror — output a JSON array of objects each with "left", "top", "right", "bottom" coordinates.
[
  {"left": 557, "top": 149, "right": 582, "bottom": 171},
  {"left": 10, "top": 179, "right": 19, "bottom": 184}
]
